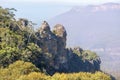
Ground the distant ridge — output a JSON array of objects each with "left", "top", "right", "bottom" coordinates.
[{"left": 49, "top": 3, "right": 120, "bottom": 49}]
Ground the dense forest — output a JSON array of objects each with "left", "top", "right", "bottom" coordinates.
[{"left": 0, "top": 6, "right": 112, "bottom": 80}]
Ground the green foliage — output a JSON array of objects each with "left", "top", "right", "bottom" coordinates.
[
  {"left": 0, "top": 46, "right": 20, "bottom": 67},
  {"left": 0, "top": 6, "right": 16, "bottom": 28},
  {"left": 73, "top": 48, "right": 82, "bottom": 57},
  {"left": 50, "top": 72, "right": 111, "bottom": 80},
  {"left": 0, "top": 61, "right": 40, "bottom": 80},
  {"left": 0, "top": 28, "right": 24, "bottom": 67},
  {"left": 82, "top": 50, "right": 98, "bottom": 60},
  {"left": 8, "top": 60, "right": 40, "bottom": 74},
  {"left": 0, "top": 28, "right": 24, "bottom": 48},
  {"left": 21, "top": 43, "right": 43, "bottom": 62},
  {"left": 0, "top": 26, "right": 43, "bottom": 67},
  {"left": 17, "top": 72, "right": 50, "bottom": 80},
  {"left": 73, "top": 48, "right": 98, "bottom": 61},
  {"left": 0, "top": 63, "right": 111, "bottom": 80}
]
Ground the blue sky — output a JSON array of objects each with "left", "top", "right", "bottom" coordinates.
[{"left": 0, "top": 0, "right": 120, "bottom": 26}]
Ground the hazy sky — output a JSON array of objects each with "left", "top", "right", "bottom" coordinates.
[
  {"left": 1, "top": 0, "right": 120, "bottom": 26},
  {"left": 1, "top": 0, "right": 120, "bottom": 5}
]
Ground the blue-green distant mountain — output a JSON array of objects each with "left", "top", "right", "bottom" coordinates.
[{"left": 49, "top": 3, "right": 120, "bottom": 49}]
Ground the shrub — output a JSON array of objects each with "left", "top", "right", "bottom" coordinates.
[{"left": 0, "top": 60, "right": 40, "bottom": 80}]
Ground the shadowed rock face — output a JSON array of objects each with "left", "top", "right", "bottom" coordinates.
[
  {"left": 39, "top": 21, "right": 50, "bottom": 32},
  {"left": 35, "top": 21, "right": 101, "bottom": 75},
  {"left": 36, "top": 21, "right": 58, "bottom": 56}
]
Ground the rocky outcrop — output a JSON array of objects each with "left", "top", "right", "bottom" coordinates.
[
  {"left": 36, "top": 21, "right": 58, "bottom": 56},
  {"left": 35, "top": 21, "right": 101, "bottom": 75},
  {"left": 53, "top": 24, "right": 67, "bottom": 48}
]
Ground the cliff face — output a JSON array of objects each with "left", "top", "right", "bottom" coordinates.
[
  {"left": 0, "top": 16, "right": 101, "bottom": 75},
  {"left": 34, "top": 21, "right": 101, "bottom": 75}
]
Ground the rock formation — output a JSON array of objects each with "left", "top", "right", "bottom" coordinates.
[
  {"left": 0, "top": 19, "right": 101, "bottom": 75},
  {"left": 35, "top": 21, "right": 101, "bottom": 75}
]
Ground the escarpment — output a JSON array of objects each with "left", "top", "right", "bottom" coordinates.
[{"left": 34, "top": 21, "right": 101, "bottom": 75}]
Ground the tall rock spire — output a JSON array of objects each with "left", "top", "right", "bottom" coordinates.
[
  {"left": 53, "top": 24, "right": 67, "bottom": 38},
  {"left": 53, "top": 24, "right": 67, "bottom": 48},
  {"left": 40, "top": 21, "right": 50, "bottom": 32},
  {"left": 38, "top": 21, "right": 51, "bottom": 38}
]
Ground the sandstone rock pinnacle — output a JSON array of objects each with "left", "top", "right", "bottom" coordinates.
[
  {"left": 53, "top": 24, "right": 67, "bottom": 38},
  {"left": 40, "top": 21, "right": 50, "bottom": 32},
  {"left": 38, "top": 21, "right": 51, "bottom": 38}
]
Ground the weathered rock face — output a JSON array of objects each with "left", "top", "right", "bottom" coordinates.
[
  {"left": 36, "top": 21, "right": 58, "bottom": 56},
  {"left": 35, "top": 21, "right": 101, "bottom": 75},
  {"left": 53, "top": 24, "right": 67, "bottom": 52},
  {"left": 39, "top": 21, "right": 51, "bottom": 38},
  {"left": 53, "top": 24, "right": 67, "bottom": 40}
]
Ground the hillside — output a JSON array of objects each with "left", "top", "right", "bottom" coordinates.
[
  {"left": 49, "top": 3, "right": 120, "bottom": 48},
  {"left": 0, "top": 6, "right": 112, "bottom": 80}
]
